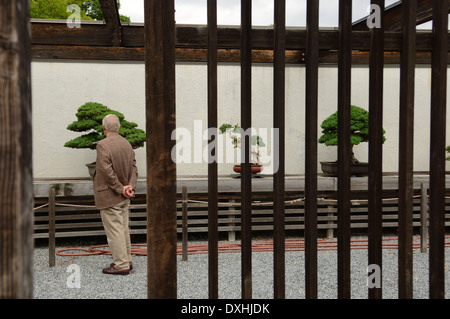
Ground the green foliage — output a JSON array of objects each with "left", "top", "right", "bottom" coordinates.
[
  {"left": 318, "top": 105, "right": 386, "bottom": 147},
  {"left": 219, "top": 123, "right": 266, "bottom": 147},
  {"left": 30, "top": 0, "right": 92, "bottom": 20},
  {"left": 30, "top": 0, "right": 130, "bottom": 22},
  {"left": 446, "top": 146, "right": 450, "bottom": 161},
  {"left": 219, "top": 123, "right": 266, "bottom": 165},
  {"left": 64, "top": 102, "right": 146, "bottom": 150},
  {"left": 80, "top": 0, "right": 131, "bottom": 22},
  {"left": 219, "top": 123, "right": 234, "bottom": 134}
]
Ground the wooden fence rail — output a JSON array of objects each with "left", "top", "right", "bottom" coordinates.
[{"left": 36, "top": 184, "right": 447, "bottom": 253}]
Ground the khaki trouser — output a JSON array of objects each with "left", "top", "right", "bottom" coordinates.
[{"left": 100, "top": 199, "right": 131, "bottom": 270}]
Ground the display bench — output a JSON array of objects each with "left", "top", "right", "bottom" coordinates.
[{"left": 33, "top": 174, "right": 450, "bottom": 240}]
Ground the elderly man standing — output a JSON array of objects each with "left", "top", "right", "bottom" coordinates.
[{"left": 94, "top": 114, "right": 138, "bottom": 275}]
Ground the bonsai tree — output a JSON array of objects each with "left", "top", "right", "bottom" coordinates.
[
  {"left": 318, "top": 105, "right": 386, "bottom": 164},
  {"left": 64, "top": 102, "right": 146, "bottom": 150},
  {"left": 219, "top": 123, "right": 266, "bottom": 165}
]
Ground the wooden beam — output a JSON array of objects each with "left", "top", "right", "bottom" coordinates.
[
  {"left": 322, "top": 0, "right": 448, "bottom": 63},
  {"left": 29, "top": 18, "right": 449, "bottom": 64},
  {"left": 32, "top": 44, "right": 144, "bottom": 61},
  {"left": 31, "top": 22, "right": 449, "bottom": 51},
  {"left": 31, "top": 44, "right": 445, "bottom": 64},
  {"left": 98, "top": 0, "right": 122, "bottom": 46},
  {"left": 352, "top": 0, "right": 445, "bottom": 31},
  {"left": 0, "top": 0, "right": 34, "bottom": 298},
  {"left": 32, "top": 21, "right": 111, "bottom": 46},
  {"left": 31, "top": 45, "right": 305, "bottom": 63}
]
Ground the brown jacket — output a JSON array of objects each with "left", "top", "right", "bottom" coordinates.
[{"left": 93, "top": 132, "right": 138, "bottom": 210}]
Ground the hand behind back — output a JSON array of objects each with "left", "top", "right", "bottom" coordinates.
[{"left": 122, "top": 185, "right": 135, "bottom": 198}]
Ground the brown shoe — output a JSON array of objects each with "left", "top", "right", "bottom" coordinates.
[
  {"left": 112, "top": 261, "right": 133, "bottom": 270},
  {"left": 102, "top": 263, "right": 130, "bottom": 275}
]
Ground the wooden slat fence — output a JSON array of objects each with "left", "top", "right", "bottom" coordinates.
[
  {"left": 142, "top": 0, "right": 449, "bottom": 300},
  {"left": 34, "top": 185, "right": 450, "bottom": 240},
  {"left": 2, "top": 0, "right": 448, "bottom": 302}
]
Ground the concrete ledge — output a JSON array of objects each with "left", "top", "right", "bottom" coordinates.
[{"left": 33, "top": 174, "right": 446, "bottom": 198}]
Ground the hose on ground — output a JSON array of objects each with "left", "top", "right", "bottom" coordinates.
[{"left": 55, "top": 236, "right": 448, "bottom": 257}]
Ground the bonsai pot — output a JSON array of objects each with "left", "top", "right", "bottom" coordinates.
[
  {"left": 86, "top": 162, "right": 96, "bottom": 179},
  {"left": 233, "top": 164, "right": 263, "bottom": 175},
  {"left": 320, "top": 161, "right": 369, "bottom": 176}
]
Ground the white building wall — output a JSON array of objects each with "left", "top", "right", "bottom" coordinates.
[{"left": 31, "top": 60, "right": 450, "bottom": 179}]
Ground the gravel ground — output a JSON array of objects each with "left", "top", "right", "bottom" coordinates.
[{"left": 33, "top": 237, "right": 450, "bottom": 299}]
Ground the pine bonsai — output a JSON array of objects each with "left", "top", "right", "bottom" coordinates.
[
  {"left": 64, "top": 102, "right": 146, "bottom": 150},
  {"left": 318, "top": 105, "right": 386, "bottom": 164}
]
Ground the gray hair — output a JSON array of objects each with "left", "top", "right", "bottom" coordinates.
[{"left": 102, "top": 114, "right": 121, "bottom": 132}]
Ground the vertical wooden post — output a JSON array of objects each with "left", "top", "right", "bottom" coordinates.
[
  {"left": 240, "top": 0, "right": 253, "bottom": 300},
  {"left": 181, "top": 186, "right": 188, "bottom": 262},
  {"left": 305, "top": 0, "right": 319, "bottom": 300},
  {"left": 428, "top": 0, "right": 448, "bottom": 300},
  {"left": 273, "top": 0, "right": 286, "bottom": 300},
  {"left": 144, "top": 0, "right": 177, "bottom": 299},
  {"left": 0, "top": 0, "right": 33, "bottom": 299},
  {"left": 398, "top": 0, "right": 416, "bottom": 299},
  {"left": 48, "top": 188, "right": 56, "bottom": 267},
  {"left": 337, "top": 0, "right": 352, "bottom": 299},
  {"left": 368, "top": 0, "right": 384, "bottom": 300},
  {"left": 207, "top": 0, "right": 219, "bottom": 299}
]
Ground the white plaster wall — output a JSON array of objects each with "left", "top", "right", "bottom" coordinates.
[
  {"left": 31, "top": 60, "right": 449, "bottom": 179},
  {"left": 32, "top": 60, "right": 146, "bottom": 179}
]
